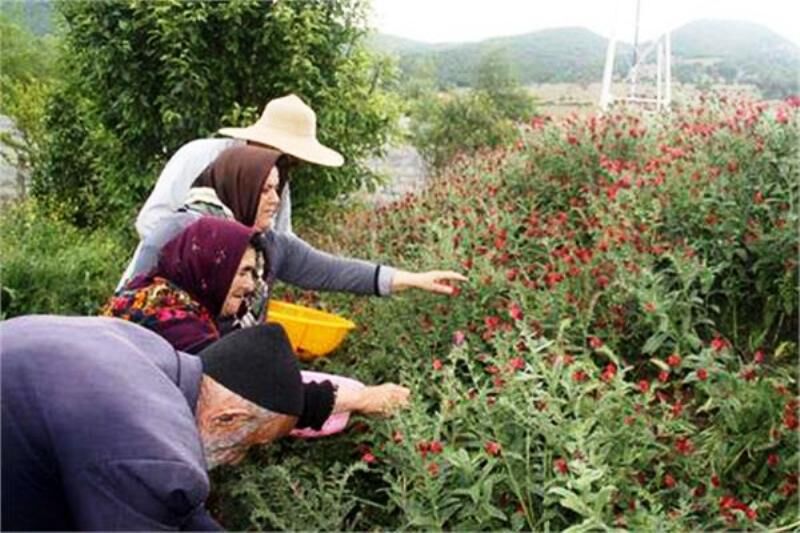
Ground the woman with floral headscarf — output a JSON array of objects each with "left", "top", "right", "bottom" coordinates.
[{"left": 104, "top": 217, "right": 409, "bottom": 429}]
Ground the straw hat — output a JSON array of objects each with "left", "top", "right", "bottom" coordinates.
[{"left": 219, "top": 94, "right": 344, "bottom": 167}]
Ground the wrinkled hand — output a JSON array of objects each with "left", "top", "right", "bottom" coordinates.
[
  {"left": 392, "top": 270, "right": 467, "bottom": 295},
  {"left": 356, "top": 384, "right": 410, "bottom": 416}
]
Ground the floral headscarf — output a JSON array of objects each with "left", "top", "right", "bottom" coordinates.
[{"left": 103, "top": 218, "right": 258, "bottom": 353}]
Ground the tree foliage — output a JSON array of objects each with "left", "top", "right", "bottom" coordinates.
[{"left": 35, "top": 0, "right": 399, "bottom": 227}]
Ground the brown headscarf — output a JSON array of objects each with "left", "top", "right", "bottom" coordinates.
[{"left": 192, "top": 146, "right": 282, "bottom": 227}]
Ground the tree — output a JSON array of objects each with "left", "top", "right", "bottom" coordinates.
[
  {"left": 474, "top": 47, "right": 535, "bottom": 122},
  {"left": 35, "top": 0, "right": 399, "bottom": 227}
]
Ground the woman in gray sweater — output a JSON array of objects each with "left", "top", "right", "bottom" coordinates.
[{"left": 118, "top": 145, "right": 465, "bottom": 328}]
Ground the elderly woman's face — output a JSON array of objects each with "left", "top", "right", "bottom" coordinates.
[
  {"left": 254, "top": 167, "right": 281, "bottom": 232},
  {"left": 221, "top": 247, "right": 257, "bottom": 318}
]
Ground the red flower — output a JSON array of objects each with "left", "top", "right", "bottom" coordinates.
[
  {"left": 361, "top": 452, "right": 376, "bottom": 464},
  {"left": 663, "top": 473, "right": 676, "bottom": 488},
  {"left": 427, "top": 462, "right": 440, "bottom": 477},
  {"left": 485, "top": 441, "right": 502, "bottom": 456},
  {"left": 667, "top": 353, "right": 682, "bottom": 367},
  {"left": 572, "top": 370, "right": 588, "bottom": 382},
  {"left": 554, "top": 458, "right": 569, "bottom": 474},
  {"left": 671, "top": 401, "right": 684, "bottom": 418},
  {"left": 484, "top": 315, "right": 501, "bottom": 331},
  {"left": 767, "top": 454, "right": 780, "bottom": 468},
  {"left": 588, "top": 336, "right": 604, "bottom": 349},
  {"left": 485, "top": 365, "right": 500, "bottom": 375},
  {"left": 711, "top": 475, "right": 721, "bottom": 488},
  {"left": 509, "top": 357, "right": 525, "bottom": 371},
  {"left": 429, "top": 440, "right": 443, "bottom": 454},
  {"left": 674, "top": 437, "right": 694, "bottom": 456},
  {"left": 694, "top": 484, "right": 707, "bottom": 498},
  {"left": 452, "top": 330, "right": 466, "bottom": 346},
  {"left": 508, "top": 302, "right": 524, "bottom": 321},
  {"left": 697, "top": 368, "right": 708, "bottom": 381},
  {"left": 644, "top": 302, "right": 656, "bottom": 313},
  {"left": 392, "top": 431, "right": 404, "bottom": 444},
  {"left": 637, "top": 379, "right": 650, "bottom": 393},
  {"left": 710, "top": 337, "right": 728, "bottom": 352},
  {"left": 601, "top": 363, "right": 617, "bottom": 382},
  {"left": 753, "top": 350, "right": 765, "bottom": 364},
  {"left": 658, "top": 370, "right": 670, "bottom": 383},
  {"left": 432, "top": 358, "right": 443, "bottom": 371}
]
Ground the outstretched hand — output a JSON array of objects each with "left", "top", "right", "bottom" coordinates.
[
  {"left": 356, "top": 384, "right": 411, "bottom": 416},
  {"left": 391, "top": 270, "right": 468, "bottom": 295}
]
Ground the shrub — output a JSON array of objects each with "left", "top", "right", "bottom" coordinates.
[
  {"left": 0, "top": 200, "right": 132, "bottom": 318},
  {"left": 218, "top": 95, "right": 798, "bottom": 530},
  {"left": 33, "top": 0, "right": 399, "bottom": 227}
]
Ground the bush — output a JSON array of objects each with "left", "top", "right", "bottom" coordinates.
[
  {"left": 409, "top": 91, "right": 522, "bottom": 171},
  {"left": 217, "top": 95, "right": 799, "bottom": 530},
  {"left": 33, "top": 0, "right": 399, "bottom": 227},
  {"left": 0, "top": 200, "right": 132, "bottom": 318}
]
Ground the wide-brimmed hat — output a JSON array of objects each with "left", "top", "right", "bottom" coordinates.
[{"left": 219, "top": 94, "right": 344, "bottom": 167}]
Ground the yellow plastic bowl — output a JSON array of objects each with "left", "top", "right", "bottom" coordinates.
[{"left": 266, "top": 300, "right": 356, "bottom": 359}]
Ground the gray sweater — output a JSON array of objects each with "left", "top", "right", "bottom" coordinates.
[{"left": 119, "top": 211, "right": 395, "bottom": 316}]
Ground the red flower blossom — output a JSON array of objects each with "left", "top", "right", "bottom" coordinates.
[
  {"left": 710, "top": 337, "right": 728, "bottom": 352},
  {"left": 484, "top": 441, "right": 502, "bottom": 456},
  {"left": 697, "top": 368, "right": 708, "bottom": 381},
  {"left": 671, "top": 401, "right": 684, "bottom": 418},
  {"left": 601, "top": 363, "right": 617, "bottom": 382},
  {"left": 663, "top": 473, "right": 676, "bottom": 488},
  {"left": 361, "top": 452, "right": 376, "bottom": 464},
  {"left": 711, "top": 475, "right": 721, "bottom": 488},
  {"left": 637, "top": 379, "right": 650, "bottom": 393},
  {"left": 452, "top": 330, "right": 466, "bottom": 346},
  {"left": 694, "top": 484, "right": 707, "bottom": 498},
  {"left": 674, "top": 437, "right": 694, "bottom": 456},
  {"left": 484, "top": 315, "right": 501, "bottom": 331},
  {"left": 753, "top": 350, "right": 765, "bottom": 364},
  {"left": 509, "top": 357, "right": 525, "bottom": 371},
  {"left": 572, "top": 370, "right": 588, "bottom": 383},
  {"left": 392, "top": 431, "right": 404, "bottom": 444},
  {"left": 432, "top": 358, "right": 443, "bottom": 371},
  {"left": 508, "top": 302, "right": 524, "bottom": 321},
  {"left": 588, "top": 336, "right": 604, "bottom": 349},
  {"left": 427, "top": 462, "right": 440, "bottom": 477},
  {"left": 429, "top": 440, "right": 444, "bottom": 454},
  {"left": 658, "top": 370, "right": 670, "bottom": 383},
  {"left": 554, "top": 458, "right": 569, "bottom": 474},
  {"left": 767, "top": 454, "right": 779, "bottom": 468},
  {"left": 644, "top": 301, "right": 656, "bottom": 313},
  {"left": 667, "top": 353, "right": 682, "bottom": 367}
]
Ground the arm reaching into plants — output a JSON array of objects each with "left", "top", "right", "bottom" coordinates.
[
  {"left": 390, "top": 270, "right": 468, "bottom": 295},
  {"left": 333, "top": 383, "right": 410, "bottom": 416}
]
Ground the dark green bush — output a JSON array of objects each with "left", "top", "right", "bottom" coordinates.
[{"left": 0, "top": 200, "right": 132, "bottom": 318}]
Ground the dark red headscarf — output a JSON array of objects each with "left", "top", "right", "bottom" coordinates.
[
  {"left": 192, "top": 146, "right": 282, "bottom": 227},
  {"left": 156, "top": 217, "right": 257, "bottom": 316}
]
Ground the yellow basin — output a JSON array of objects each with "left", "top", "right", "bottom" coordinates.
[{"left": 266, "top": 300, "right": 356, "bottom": 359}]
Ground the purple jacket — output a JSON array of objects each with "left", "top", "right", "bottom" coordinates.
[{"left": 1, "top": 315, "right": 219, "bottom": 531}]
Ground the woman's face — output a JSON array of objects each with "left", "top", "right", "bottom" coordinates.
[
  {"left": 221, "top": 247, "right": 257, "bottom": 317},
  {"left": 254, "top": 167, "right": 281, "bottom": 232}
]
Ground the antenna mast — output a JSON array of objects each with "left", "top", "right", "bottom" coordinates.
[{"left": 600, "top": 0, "right": 672, "bottom": 112}]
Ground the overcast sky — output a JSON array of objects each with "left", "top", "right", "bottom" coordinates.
[{"left": 371, "top": 0, "right": 800, "bottom": 47}]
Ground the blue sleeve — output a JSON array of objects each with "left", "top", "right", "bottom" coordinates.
[{"left": 66, "top": 458, "right": 219, "bottom": 531}]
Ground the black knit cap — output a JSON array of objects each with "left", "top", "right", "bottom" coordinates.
[{"left": 198, "top": 324, "right": 304, "bottom": 417}]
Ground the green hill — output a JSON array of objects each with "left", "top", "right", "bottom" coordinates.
[{"left": 377, "top": 20, "right": 799, "bottom": 97}]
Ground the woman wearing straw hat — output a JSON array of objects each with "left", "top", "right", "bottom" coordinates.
[{"left": 136, "top": 94, "right": 340, "bottom": 239}]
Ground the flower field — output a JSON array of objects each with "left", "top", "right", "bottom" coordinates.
[{"left": 214, "top": 96, "right": 799, "bottom": 531}]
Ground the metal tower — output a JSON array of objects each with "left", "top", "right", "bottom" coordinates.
[{"left": 600, "top": 0, "right": 672, "bottom": 111}]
